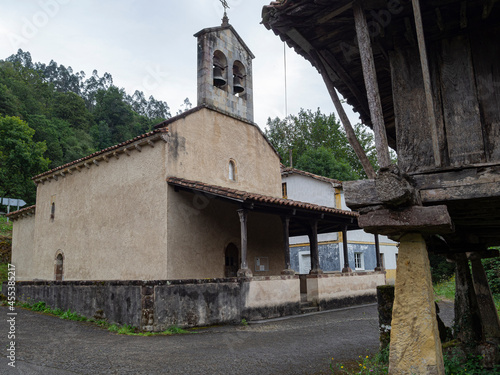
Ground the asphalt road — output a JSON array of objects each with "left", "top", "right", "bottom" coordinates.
[{"left": 0, "top": 302, "right": 454, "bottom": 375}]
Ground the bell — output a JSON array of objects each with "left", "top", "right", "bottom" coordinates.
[
  {"left": 233, "top": 75, "right": 244, "bottom": 94},
  {"left": 213, "top": 66, "right": 226, "bottom": 87}
]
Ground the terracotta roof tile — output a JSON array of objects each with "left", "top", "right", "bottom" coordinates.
[
  {"left": 167, "top": 177, "right": 357, "bottom": 217},
  {"left": 6, "top": 205, "right": 36, "bottom": 220},
  {"left": 32, "top": 128, "right": 168, "bottom": 181}
]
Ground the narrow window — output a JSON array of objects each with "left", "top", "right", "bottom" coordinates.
[
  {"left": 354, "top": 252, "right": 364, "bottom": 270},
  {"left": 55, "top": 253, "right": 64, "bottom": 281},
  {"left": 50, "top": 195, "right": 56, "bottom": 221},
  {"left": 380, "top": 253, "right": 385, "bottom": 269},
  {"left": 229, "top": 160, "right": 236, "bottom": 181},
  {"left": 282, "top": 182, "right": 288, "bottom": 199}
]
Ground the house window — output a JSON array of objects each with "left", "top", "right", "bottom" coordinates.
[
  {"left": 282, "top": 182, "right": 287, "bottom": 199},
  {"left": 54, "top": 252, "right": 64, "bottom": 281},
  {"left": 229, "top": 159, "right": 237, "bottom": 181},
  {"left": 354, "top": 252, "right": 365, "bottom": 270}
]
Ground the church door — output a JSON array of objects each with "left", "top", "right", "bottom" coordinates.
[{"left": 224, "top": 243, "right": 239, "bottom": 277}]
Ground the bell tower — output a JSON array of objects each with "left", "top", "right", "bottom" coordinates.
[{"left": 194, "top": 14, "right": 255, "bottom": 122}]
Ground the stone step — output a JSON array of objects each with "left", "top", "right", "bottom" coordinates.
[
  {"left": 301, "top": 306, "right": 319, "bottom": 314},
  {"left": 300, "top": 293, "right": 308, "bottom": 302}
]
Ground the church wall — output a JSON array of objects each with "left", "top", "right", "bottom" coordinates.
[
  {"left": 166, "top": 188, "right": 284, "bottom": 279},
  {"left": 10, "top": 215, "right": 36, "bottom": 281},
  {"left": 30, "top": 141, "right": 169, "bottom": 281},
  {"left": 167, "top": 108, "right": 281, "bottom": 197}
]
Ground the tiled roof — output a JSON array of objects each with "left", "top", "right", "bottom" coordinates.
[
  {"left": 6, "top": 205, "right": 36, "bottom": 220},
  {"left": 281, "top": 167, "right": 343, "bottom": 186},
  {"left": 32, "top": 128, "right": 169, "bottom": 181},
  {"left": 167, "top": 177, "right": 358, "bottom": 218}
]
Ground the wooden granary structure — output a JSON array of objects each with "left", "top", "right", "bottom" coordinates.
[{"left": 263, "top": 0, "right": 500, "bottom": 373}]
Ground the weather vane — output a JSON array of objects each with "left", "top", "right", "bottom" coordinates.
[{"left": 220, "top": 0, "right": 230, "bottom": 26}]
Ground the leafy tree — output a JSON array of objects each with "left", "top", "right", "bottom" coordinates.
[
  {"left": 0, "top": 116, "right": 49, "bottom": 204},
  {"left": 295, "top": 147, "right": 358, "bottom": 181},
  {"left": 265, "top": 108, "right": 378, "bottom": 180}
]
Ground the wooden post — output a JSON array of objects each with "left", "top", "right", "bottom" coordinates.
[
  {"left": 389, "top": 233, "right": 444, "bottom": 374},
  {"left": 374, "top": 234, "right": 382, "bottom": 271},
  {"left": 308, "top": 219, "right": 322, "bottom": 274},
  {"left": 342, "top": 226, "right": 352, "bottom": 273},
  {"left": 411, "top": 0, "right": 441, "bottom": 167},
  {"left": 353, "top": 2, "right": 391, "bottom": 169},
  {"left": 281, "top": 216, "right": 295, "bottom": 275},
  {"left": 470, "top": 256, "right": 500, "bottom": 341},
  {"left": 454, "top": 253, "right": 484, "bottom": 346},
  {"left": 237, "top": 209, "right": 252, "bottom": 277}
]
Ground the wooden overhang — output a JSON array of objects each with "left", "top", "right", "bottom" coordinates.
[
  {"left": 262, "top": 0, "right": 499, "bottom": 153},
  {"left": 167, "top": 177, "right": 359, "bottom": 236},
  {"left": 263, "top": 0, "right": 500, "bottom": 252}
]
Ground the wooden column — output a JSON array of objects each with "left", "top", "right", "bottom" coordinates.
[
  {"left": 353, "top": 2, "right": 391, "bottom": 169},
  {"left": 237, "top": 209, "right": 252, "bottom": 277},
  {"left": 342, "top": 226, "right": 352, "bottom": 273},
  {"left": 281, "top": 216, "right": 295, "bottom": 275},
  {"left": 470, "top": 256, "right": 500, "bottom": 341},
  {"left": 308, "top": 219, "right": 322, "bottom": 274},
  {"left": 374, "top": 234, "right": 382, "bottom": 271},
  {"left": 454, "top": 253, "right": 484, "bottom": 346},
  {"left": 389, "top": 233, "right": 444, "bottom": 374}
]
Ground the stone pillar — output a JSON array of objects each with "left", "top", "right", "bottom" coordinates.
[
  {"left": 470, "top": 256, "right": 500, "bottom": 341},
  {"left": 281, "top": 216, "right": 295, "bottom": 275},
  {"left": 342, "top": 226, "right": 352, "bottom": 273},
  {"left": 454, "top": 253, "right": 483, "bottom": 346},
  {"left": 374, "top": 234, "right": 382, "bottom": 271},
  {"left": 237, "top": 209, "right": 252, "bottom": 277},
  {"left": 388, "top": 233, "right": 444, "bottom": 375},
  {"left": 308, "top": 219, "right": 322, "bottom": 274}
]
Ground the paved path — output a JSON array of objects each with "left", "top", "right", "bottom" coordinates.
[{"left": 0, "top": 302, "right": 454, "bottom": 375}]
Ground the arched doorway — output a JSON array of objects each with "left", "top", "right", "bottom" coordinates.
[{"left": 224, "top": 243, "right": 239, "bottom": 277}]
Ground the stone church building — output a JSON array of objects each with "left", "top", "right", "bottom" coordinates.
[{"left": 7, "top": 19, "right": 384, "bottom": 329}]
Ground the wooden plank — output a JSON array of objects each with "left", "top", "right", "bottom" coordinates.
[
  {"left": 412, "top": 0, "right": 441, "bottom": 167},
  {"left": 353, "top": 2, "right": 391, "bottom": 169},
  {"left": 439, "top": 35, "right": 485, "bottom": 166},
  {"left": 358, "top": 205, "right": 454, "bottom": 236},
  {"left": 420, "top": 181, "right": 500, "bottom": 203},
  {"left": 389, "top": 46, "right": 436, "bottom": 173},
  {"left": 343, "top": 179, "right": 378, "bottom": 209},
  {"left": 469, "top": 25, "right": 500, "bottom": 162}
]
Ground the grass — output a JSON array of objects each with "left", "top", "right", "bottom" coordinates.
[
  {"left": 3, "top": 299, "right": 191, "bottom": 336},
  {"left": 434, "top": 275, "right": 456, "bottom": 302},
  {"left": 0, "top": 216, "right": 12, "bottom": 237}
]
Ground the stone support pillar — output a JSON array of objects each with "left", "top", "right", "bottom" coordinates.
[
  {"left": 388, "top": 233, "right": 444, "bottom": 375},
  {"left": 307, "top": 219, "right": 322, "bottom": 274},
  {"left": 342, "top": 226, "right": 352, "bottom": 273},
  {"left": 470, "top": 256, "right": 500, "bottom": 341},
  {"left": 237, "top": 209, "right": 252, "bottom": 277},
  {"left": 281, "top": 216, "right": 295, "bottom": 275},
  {"left": 375, "top": 234, "right": 382, "bottom": 271}
]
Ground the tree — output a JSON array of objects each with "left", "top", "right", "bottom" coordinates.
[
  {"left": 295, "top": 147, "right": 358, "bottom": 181},
  {"left": 265, "top": 108, "right": 378, "bottom": 180},
  {"left": 0, "top": 115, "right": 49, "bottom": 204}
]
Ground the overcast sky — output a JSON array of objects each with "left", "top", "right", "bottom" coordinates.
[{"left": 0, "top": 0, "right": 361, "bottom": 129}]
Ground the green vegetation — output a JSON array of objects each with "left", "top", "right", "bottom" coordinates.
[
  {"left": 3, "top": 299, "right": 191, "bottom": 336},
  {"left": 434, "top": 276, "right": 456, "bottom": 302},
  {"left": 0, "top": 50, "right": 173, "bottom": 205},
  {"left": 0, "top": 216, "right": 13, "bottom": 237},
  {"left": 265, "top": 108, "right": 379, "bottom": 180}
]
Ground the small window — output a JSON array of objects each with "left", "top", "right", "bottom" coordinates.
[
  {"left": 50, "top": 195, "right": 56, "bottom": 221},
  {"left": 255, "top": 257, "right": 269, "bottom": 272},
  {"left": 380, "top": 253, "right": 385, "bottom": 269},
  {"left": 282, "top": 182, "right": 287, "bottom": 199},
  {"left": 229, "top": 160, "right": 236, "bottom": 181},
  {"left": 54, "top": 252, "right": 64, "bottom": 281},
  {"left": 354, "top": 252, "right": 365, "bottom": 270}
]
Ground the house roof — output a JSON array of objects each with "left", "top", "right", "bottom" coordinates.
[
  {"left": 167, "top": 176, "right": 359, "bottom": 236},
  {"left": 6, "top": 205, "right": 36, "bottom": 221},
  {"left": 281, "top": 166, "right": 342, "bottom": 187},
  {"left": 32, "top": 128, "right": 169, "bottom": 183}
]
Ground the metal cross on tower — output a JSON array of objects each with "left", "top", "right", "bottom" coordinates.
[{"left": 220, "top": 0, "right": 230, "bottom": 26}]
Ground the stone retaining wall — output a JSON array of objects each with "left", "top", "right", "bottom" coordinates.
[{"left": 3, "top": 276, "right": 300, "bottom": 331}]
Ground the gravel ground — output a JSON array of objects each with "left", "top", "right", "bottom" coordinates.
[{"left": 0, "top": 302, "right": 454, "bottom": 375}]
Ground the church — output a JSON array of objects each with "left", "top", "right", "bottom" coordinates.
[{"left": 7, "top": 16, "right": 385, "bottom": 329}]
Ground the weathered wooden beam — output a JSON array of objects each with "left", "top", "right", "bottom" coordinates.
[
  {"left": 467, "top": 250, "right": 500, "bottom": 260},
  {"left": 113, "top": 152, "right": 120, "bottom": 160},
  {"left": 353, "top": 2, "right": 391, "bottom": 169},
  {"left": 66, "top": 169, "right": 73, "bottom": 175},
  {"left": 343, "top": 179, "right": 378, "bottom": 209},
  {"left": 460, "top": 1, "right": 467, "bottom": 29},
  {"left": 123, "top": 147, "right": 131, "bottom": 156},
  {"left": 483, "top": 0, "right": 497, "bottom": 19},
  {"left": 435, "top": 8, "right": 444, "bottom": 31},
  {"left": 134, "top": 144, "right": 142, "bottom": 152},
  {"left": 84, "top": 162, "right": 90, "bottom": 169},
  {"left": 147, "top": 140, "right": 155, "bottom": 148},
  {"left": 93, "top": 160, "right": 99, "bottom": 166},
  {"left": 411, "top": 0, "right": 441, "bottom": 167},
  {"left": 420, "top": 181, "right": 500, "bottom": 203},
  {"left": 75, "top": 165, "right": 81, "bottom": 172},
  {"left": 102, "top": 155, "right": 109, "bottom": 163},
  {"left": 358, "top": 205, "right": 454, "bottom": 236}
]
